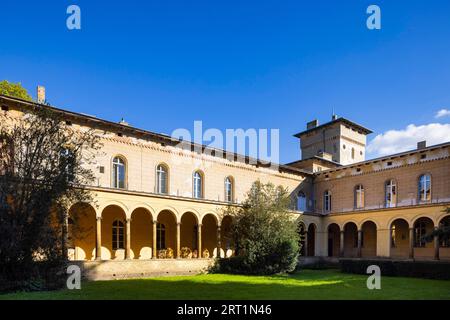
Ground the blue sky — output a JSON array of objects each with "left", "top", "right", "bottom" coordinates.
[{"left": 1, "top": 0, "right": 450, "bottom": 163}]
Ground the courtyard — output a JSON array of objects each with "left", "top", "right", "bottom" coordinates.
[{"left": 1, "top": 269, "right": 449, "bottom": 300}]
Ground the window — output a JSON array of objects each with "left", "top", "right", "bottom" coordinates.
[
  {"left": 354, "top": 185, "right": 365, "bottom": 209},
  {"left": 112, "top": 220, "right": 124, "bottom": 250},
  {"left": 414, "top": 221, "right": 426, "bottom": 247},
  {"left": 156, "top": 164, "right": 168, "bottom": 194},
  {"left": 60, "top": 148, "right": 75, "bottom": 182},
  {"left": 193, "top": 171, "right": 203, "bottom": 199},
  {"left": 156, "top": 223, "right": 166, "bottom": 250},
  {"left": 385, "top": 179, "right": 397, "bottom": 208},
  {"left": 351, "top": 148, "right": 355, "bottom": 160},
  {"left": 225, "top": 176, "right": 233, "bottom": 202},
  {"left": 112, "top": 156, "right": 126, "bottom": 189},
  {"left": 418, "top": 174, "right": 431, "bottom": 202},
  {"left": 297, "top": 191, "right": 307, "bottom": 212},
  {"left": 323, "top": 190, "right": 332, "bottom": 213}
]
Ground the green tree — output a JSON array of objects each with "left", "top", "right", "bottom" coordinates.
[
  {"left": 0, "top": 80, "right": 33, "bottom": 101},
  {"left": 0, "top": 107, "right": 101, "bottom": 292},
  {"left": 424, "top": 207, "right": 450, "bottom": 243},
  {"left": 216, "top": 181, "right": 301, "bottom": 275}
]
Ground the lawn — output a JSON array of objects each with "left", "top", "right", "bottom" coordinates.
[{"left": 1, "top": 269, "right": 449, "bottom": 300}]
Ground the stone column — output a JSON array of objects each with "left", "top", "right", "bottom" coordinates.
[
  {"left": 304, "top": 231, "right": 309, "bottom": 257},
  {"left": 216, "top": 225, "right": 222, "bottom": 258},
  {"left": 125, "top": 218, "right": 131, "bottom": 260},
  {"left": 198, "top": 224, "right": 202, "bottom": 258},
  {"left": 152, "top": 220, "right": 157, "bottom": 259},
  {"left": 434, "top": 226, "right": 440, "bottom": 261},
  {"left": 357, "top": 230, "right": 362, "bottom": 258},
  {"left": 95, "top": 217, "right": 102, "bottom": 260},
  {"left": 409, "top": 228, "right": 414, "bottom": 259},
  {"left": 176, "top": 222, "right": 181, "bottom": 259},
  {"left": 339, "top": 230, "right": 345, "bottom": 257}
]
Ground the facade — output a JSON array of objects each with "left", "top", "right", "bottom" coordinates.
[{"left": 1, "top": 94, "right": 450, "bottom": 271}]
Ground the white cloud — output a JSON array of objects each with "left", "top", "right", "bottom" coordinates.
[
  {"left": 435, "top": 109, "right": 450, "bottom": 118},
  {"left": 367, "top": 123, "right": 450, "bottom": 158}
]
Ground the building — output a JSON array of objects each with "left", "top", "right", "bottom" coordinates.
[{"left": 1, "top": 94, "right": 449, "bottom": 278}]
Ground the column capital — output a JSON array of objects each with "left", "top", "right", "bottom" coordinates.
[
  {"left": 177, "top": 222, "right": 182, "bottom": 226},
  {"left": 340, "top": 230, "right": 345, "bottom": 234},
  {"left": 96, "top": 216, "right": 102, "bottom": 221},
  {"left": 198, "top": 223, "right": 203, "bottom": 228},
  {"left": 153, "top": 220, "right": 158, "bottom": 224},
  {"left": 126, "top": 218, "right": 131, "bottom": 223}
]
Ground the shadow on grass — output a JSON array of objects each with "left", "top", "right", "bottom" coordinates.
[{"left": 2, "top": 269, "right": 450, "bottom": 300}]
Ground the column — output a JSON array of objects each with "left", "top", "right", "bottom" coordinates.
[
  {"left": 176, "top": 222, "right": 181, "bottom": 259},
  {"left": 125, "top": 218, "right": 131, "bottom": 260},
  {"left": 434, "top": 226, "right": 440, "bottom": 261},
  {"left": 409, "top": 228, "right": 414, "bottom": 259},
  {"left": 216, "top": 225, "right": 222, "bottom": 258},
  {"left": 152, "top": 220, "right": 157, "bottom": 259},
  {"left": 96, "top": 217, "right": 102, "bottom": 260},
  {"left": 339, "top": 230, "right": 344, "bottom": 257},
  {"left": 198, "top": 224, "right": 202, "bottom": 258},
  {"left": 357, "top": 230, "right": 362, "bottom": 258},
  {"left": 304, "top": 231, "right": 309, "bottom": 257}
]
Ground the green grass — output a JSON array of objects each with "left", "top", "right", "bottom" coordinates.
[{"left": 1, "top": 269, "right": 449, "bottom": 300}]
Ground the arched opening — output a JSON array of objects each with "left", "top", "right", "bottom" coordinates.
[
  {"left": 101, "top": 205, "right": 127, "bottom": 260},
  {"left": 130, "top": 208, "right": 153, "bottom": 260},
  {"left": 390, "top": 218, "right": 409, "bottom": 259},
  {"left": 343, "top": 222, "right": 358, "bottom": 257},
  {"left": 221, "top": 215, "right": 233, "bottom": 257},
  {"left": 439, "top": 216, "right": 450, "bottom": 260},
  {"left": 156, "top": 210, "right": 177, "bottom": 258},
  {"left": 193, "top": 170, "right": 204, "bottom": 199},
  {"left": 327, "top": 223, "right": 340, "bottom": 257},
  {"left": 413, "top": 217, "right": 434, "bottom": 260},
  {"left": 68, "top": 203, "right": 96, "bottom": 261},
  {"left": 201, "top": 214, "right": 218, "bottom": 258},
  {"left": 307, "top": 224, "right": 316, "bottom": 257},
  {"left": 361, "top": 221, "right": 377, "bottom": 258},
  {"left": 224, "top": 176, "right": 234, "bottom": 203},
  {"left": 297, "top": 222, "right": 306, "bottom": 256},
  {"left": 180, "top": 212, "right": 198, "bottom": 258}
]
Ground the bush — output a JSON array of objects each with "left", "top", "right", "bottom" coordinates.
[
  {"left": 340, "top": 259, "right": 450, "bottom": 280},
  {"left": 213, "top": 181, "right": 300, "bottom": 275}
]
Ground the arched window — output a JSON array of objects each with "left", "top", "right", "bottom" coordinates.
[
  {"left": 297, "top": 191, "right": 307, "bottom": 212},
  {"left": 112, "top": 220, "right": 124, "bottom": 250},
  {"left": 156, "top": 164, "right": 169, "bottom": 194},
  {"left": 385, "top": 179, "right": 397, "bottom": 208},
  {"left": 193, "top": 171, "right": 203, "bottom": 199},
  {"left": 418, "top": 174, "right": 431, "bottom": 202},
  {"left": 224, "top": 176, "right": 233, "bottom": 203},
  {"left": 354, "top": 184, "right": 364, "bottom": 209},
  {"left": 156, "top": 223, "right": 166, "bottom": 250},
  {"left": 323, "top": 190, "right": 332, "bottom": 213},
  {"left": 112, "top": 156, "right": 126, "bottom": 189}
]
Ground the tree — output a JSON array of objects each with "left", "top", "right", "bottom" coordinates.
[
  {"left": 0, "top": 106, "right": 100, "bottom": 292},
  {"left": 0, "top": 80, "right": 33, "bottom": 101},
  {"left": 424, "top": 207, "right": 450, "bottom": 243},
  {"left": 215, "top": 181, "right": 301, "bottom": 275}
]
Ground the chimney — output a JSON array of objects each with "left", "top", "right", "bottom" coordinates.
[
  {"left": 307, "top": 119, "right": 319, "bottom": 130},
  {"left": 119, "top": 118, "right": 129, "bottom": 126},
  {"left": 417, "top": 141, "right": 427, "bottom": 150},
  {"left": 332, "top": 114, "right": 338, "bottom": 121},
  {"left": 37, "top": 86, "right": 45, "bottom": 104}
]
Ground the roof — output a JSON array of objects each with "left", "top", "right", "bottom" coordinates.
[
  {"left": 314, "top": 141, "right": 450, "bottom": 176},
  {"left": 294, "top": 117, "right": 373, "bottom": 138},
  {"left": 285, "top": 156, "right": 342, "bottom": 168},
  {"left": 0, "top": 94, "right": 313, "bottom": 177}
]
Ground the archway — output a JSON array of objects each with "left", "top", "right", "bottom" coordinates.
[
  {"left": 343, "top": 222, "right": 358, "bottom": 257},
  {"left": 439, "top": 215, "right": 450, "bottom": 260},
  {"left": 180, "top": 212, "right": 198, "bottom": 258},
  {"left": 130, "top": 208, "right": 153, "bottom": 260},
  {"left": 156, "top": 210, "right": 177, "bottom": 258},
  {"left": 307, "top": 224, "right": 316, "bottom": 257},
  {"left": 68, "top": 203, "right": 96, "bottom": 261},
  {"left": 201, "top": 214, "right": 218, "bottom": 258},
  {"left": 327, "top": 223, "right": 340, "bottom": 257},
  {"left": 390, "top": 218, "right": 410, "bottom": 259},
  {"left": 361, "top": 221, "right": 377, "bottom": 258},
  {"left": 221, "top": 215, "right": 233, "bottom": 257},
  {"left": 413, "top": 217, "right": 434, "bottom": 260},
  {"left": 101, "top": 205, "right": 127, "bottom": 260}
]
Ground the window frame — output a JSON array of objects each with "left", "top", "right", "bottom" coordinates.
[
  {"left": 193, "top": 170, "right": 204, "bottom": 199},
  {"left": 323, "top": 190, "right": 332, "bottom": 213},
  {"left": 156, "top": 163, "right": 169, "bottom": 194},
  {"left": 385, "top": 179, "right": 397, "bottom": 208},
  {"left": 418, "top": 174, "right": 431, "bottom": 203},
  {"left": 112, "top": 156, "right": 127, "bottom": 189},
  {"left": 354, "top": 184, "right": 365, "bottom": 209},
  {"left": 112, "top": 220, "right": 125, "bottom": 250},
  {"left": 224, "top": 176, "right": 234, "bottom": 203}
]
